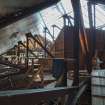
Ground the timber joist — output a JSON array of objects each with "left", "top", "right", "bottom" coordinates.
[{"left": 0, "top": 78, "right": 89, "bottom": 105}]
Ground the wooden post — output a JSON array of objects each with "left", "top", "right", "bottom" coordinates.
[
  {"left": 63, "top": 15, "right": 68, "bottom": 87},
  {"left": 26, "top": 34, "right": 29, "bottom": 71},
  {"left": 71, "top": 0, "right": 80, "bottom": 86},
  {"left": 44, "top": 27, "right": 47, "bottom": 58},
  {"left": 17, "top": 42, "right": 20, "bottom": 64},
  {"left": 88, "top": 2, "right": 93, "bottom": 28},
  {"left": 66, "top": 1, "right": 80, "bottom": 103},
  {"left": 87, "top": 2, "right": 96, "bottom": 74}
]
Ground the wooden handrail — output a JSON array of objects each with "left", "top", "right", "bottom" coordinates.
[{"left": 0, "top": 86, "right": 77, "bottom": 105}]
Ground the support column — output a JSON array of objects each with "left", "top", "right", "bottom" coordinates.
[
  {"left": 93, "top": 4, "right": 96, "bottom": 56},
  {"left": 71, "top": 0, "right": 80, "bottom": 86},
  {"left": 63, "top": 15, "right": 68, "bottom": 87},
  {"left": 52, "top": 25, "right": 55, "bottom": 56},
  {"left": 44, "top": 27, "right": 47, "bottom": 58},
  {"left": 26, "top": 34, "right": 29, "bottom": 70},
  {"left": 87, "top": 2, "right": 96, "bottom": 74},
  {"left": 88, "top": 2, "right": 93, "bottom": 28},
  {"left": 17, "top": 42, "right": 20, "bottom": 64}
]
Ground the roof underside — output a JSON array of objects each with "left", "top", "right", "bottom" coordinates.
[
  {"left": 0, "top": 0, "right": 105, "bottom": 54},
  {"left": 89, "top": 0, "right": 105, "bottom": 4},
  {"left": 0, "top": 0, "right": 60, "bottom": 29}
]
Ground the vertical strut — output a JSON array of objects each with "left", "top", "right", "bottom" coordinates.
[{"left": 71, "top": 0, "right": 80, "bottom": 86}]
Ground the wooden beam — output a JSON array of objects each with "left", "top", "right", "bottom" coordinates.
[
  {"left": 26, "top": 34, "right": 29, "bottom": 70},
  {"left": 71, "top": 0, "right": 80, "bottom": 86},
  {"left": 89, "top": 0, "right": 105, "bottom": 4},
  {"left": 0, "top": 60, "right": 26, "bottom": 71},
  {"left": 0, "top": 87, "right": 77, "bottom": 105},
  {"left": 88, "top": 2, "right": 93, "bottom": 28},
  {"left": 66, "top": 78, "right": 89, "bottom": 105},
  {"left": 19, "top": 41, "right": 38, "bottom": 58},
  {"left": 0, "top": 0, "right": 60, "bottom": 29},
  {"left": 70, "top": 80, "right": 88, "bottom": 105},
  {"left": 27, "top": 33, "right": 54, "bottom": 58}
]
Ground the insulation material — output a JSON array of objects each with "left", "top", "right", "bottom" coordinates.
[
  {"left": 92, "top": 97, "right": 105, "bottom": 105},
  {"left": 92, "top": 70, "right": 105, "bottom": 105}
]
